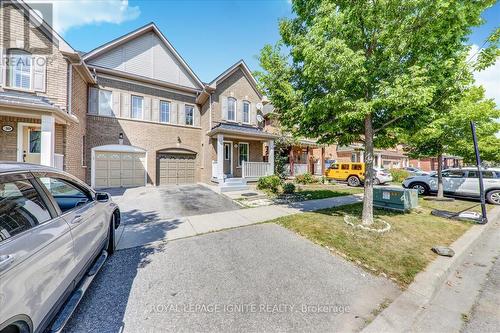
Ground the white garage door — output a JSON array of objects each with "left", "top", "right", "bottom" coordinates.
[{"left": 94, "top": 151, "right": 146, "bottom": 188}]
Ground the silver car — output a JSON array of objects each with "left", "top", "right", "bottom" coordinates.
[
  {"left": 402, "top": 167, "right": 500, "bottom": 205},
  {"left": 0, "top": 163, "right": 120, "bottom": 333}
]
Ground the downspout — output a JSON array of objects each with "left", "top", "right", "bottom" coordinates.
[
  {"left": 67, "top": 63, "right": 73, "bottom": 114},
  {"left": 209, "top": 93, "right": 213, "bottom": 130}
]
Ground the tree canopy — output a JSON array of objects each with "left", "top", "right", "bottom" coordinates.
[{"left": 257, "top": 0, "right": 498, "bottom": 224}]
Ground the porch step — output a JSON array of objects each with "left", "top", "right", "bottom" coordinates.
[{"left": 220, "top": 178, "right": 249, "bottom": 192}]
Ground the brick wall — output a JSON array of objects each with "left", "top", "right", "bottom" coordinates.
[
  {"left": 64, "top": 67, "right": 88, "bottom": 181},
  {"left": 86, "top": 114, "right": 202, "bottom": 185},
  {"left": 1, "top": 3, "right": 69, "bottom": 109}
]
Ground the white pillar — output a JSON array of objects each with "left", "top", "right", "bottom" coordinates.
[
  {"left": 268, "top": 139, "right": 275, "bottom": 175},
  {"left": 40, "top": 115, "right": 55, "bottom": 167},
  {"left": 377, "top": 153, "right": 382, "bottom": 168},
  {"left": 217, "top": 134, "right": 224, "bottom": 182},
  {"left": 360, "top": 151, "right": 364, "bottom": 163}
]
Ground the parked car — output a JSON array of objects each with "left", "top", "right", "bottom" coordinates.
[
  {"left": 0, "top": 163, "right": 120, "bottom": 333},
  {"left": 403, "top": 167, "right": 429, "bottom": 176},
  {"left": 402, "top": 167, "right": 500, "bottom": 205},
  {"left": 325, "top": 162, "right": 393, "bottom": 186}
]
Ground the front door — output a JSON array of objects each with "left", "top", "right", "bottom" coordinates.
[
  {"left": 22, "top": 126, "right": 41, "bottom": 164},
  {"left": 223, "top": 142, "right": 232, "bottom": 176}
]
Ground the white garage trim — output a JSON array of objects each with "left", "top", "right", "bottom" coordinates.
[{"left": 91, "top": 144, "right": 148, "bottom": 189}]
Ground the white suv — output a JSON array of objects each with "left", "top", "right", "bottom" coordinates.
[
  {"left": 0, "top": 163, "right": 120, "bottom": 333},
  {"left": 402, "top": 167, "right": 500, "bottom": 205}
]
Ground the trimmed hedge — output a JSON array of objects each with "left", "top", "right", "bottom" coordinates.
[
  {"left": 294, "top": 172, "right": 317, "bottom": 185},
  {"left": 282, "top": 182, "right": 296, "bottom": 194},
  {"left": 390, "top": 169, "right": 410, "bottom": 183},
  {"left": 257, "top": 175, "right": 282, "bottom": 193}
]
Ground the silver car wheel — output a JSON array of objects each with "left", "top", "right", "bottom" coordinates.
[
  {"left": 489, "top": 192, "right": 500, "bottom": 205},
  {"left": 412, "top": 184, "right": 426, "bottom": 195},
  {"left": 347, "top": 176, "right": 360, "bottom": 187}
]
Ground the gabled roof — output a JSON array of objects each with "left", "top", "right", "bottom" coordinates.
[
  {"left": 209, "top": 60, "right": 263, "bottom": 99},
  {"left": 83, "top": 22, "right": 204, "bottom": 89}
]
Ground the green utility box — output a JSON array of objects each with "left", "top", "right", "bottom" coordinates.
[{"left": 373, "top": 187, "right": 419, "bottom": 212}]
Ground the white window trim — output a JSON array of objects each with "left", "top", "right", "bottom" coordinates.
[
  {"left": 7, "top": 52, "right": 33, "bottom": 91},
  {"left": 242, "top": 100, "right": 250, "bottom": 124},
  {"left": 237, "top": 142, "right": 249, "bottom": 167},
  {"left": 131, "top": 95, "right": 144, "bottom": 120},
  {"left": 185, "top": 104, "right": 194, "bottom": 126},
  {"left": 227, "top": 97, "right": 236, "bottom": 122},
  {"left": 160, "top": 100, "right": 170, "bottom": 123}
]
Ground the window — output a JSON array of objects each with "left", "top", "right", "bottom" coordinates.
[
  {"left": 29, "top": 130, "right": 41, "bottom": 153},
  {"left": 442, "top": 170, "right": 465, "bottom": 178},
  {"left": 224, "top": 144, "right": 230, "bottom": 160},
  {"left": 0, "top": 179, "right": 51, "bottom": 242},
  {"left": 467, "top": 171, "right": 498, "bottom": 179},
  {"left": 341, "top": 164, "right": 350, "bottom": 170},
  {"left": 98, "top": 89, "right": 113, "bottom": 116},
  {"left": 352, "top": 164, "right": 362, "bottom": 170},
  {"left": 185, "top": 105, "right": 194, "bottom": 125},
  {"left": 238, "top": 143, "right": 249, "bottom": 166},
  {"left": 6, "top": 50, "right": 32, "bottom": 90},
  {"left": 227, "top": 97, "right": 236, "bottom": 121},
  {"left": 330, "top": 164, "right": 339, "bottom": 170},
  {"left": 160, "top": 101, "right": 170, "bottom": 123},
  {"left": 243, "top": 101, "right": 250, "bottom": 123},
  {"left": 39, "top": 177, "right": 91, "bottom": 213},
  {"left": 131, "top": 95, "right": 143, "bottom": 119}
]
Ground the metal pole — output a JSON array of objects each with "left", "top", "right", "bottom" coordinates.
[{"left": 470, "top": 121, "right": 488, "bottom": 224}]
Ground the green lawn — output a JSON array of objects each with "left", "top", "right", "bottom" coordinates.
[
  {"left": 271, "top": 198, "right": 476, "bottom": 286},
  {"left": 291, "top": 184, "right": 364, "bottom": 200}
]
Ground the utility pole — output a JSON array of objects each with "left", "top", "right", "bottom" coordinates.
[{"left": 470, "top": 121, "right": 488, "bottom": 224}]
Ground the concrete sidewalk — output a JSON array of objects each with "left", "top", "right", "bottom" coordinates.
[
  {"left": 116, "top": 194, "right": 363, "bottom": 250},
  {"left": 363, "top": 206, "right": 500, "bottom": 333}
]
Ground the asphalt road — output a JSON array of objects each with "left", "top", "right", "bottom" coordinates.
[
  {"left": 106, "top": 185, "right": 240, "bottom": 224},
  {"left": 63, "top": 224, "right": 400, "bottom": 333},
  {"left": 463, "top": 256, "right": 500, "bottom": 333}
]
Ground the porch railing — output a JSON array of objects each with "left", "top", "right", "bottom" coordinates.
[
  {"left": 284, "top": 163, "right": 308, "bottom": 176},
  {"left": 242, "top": 161, "right": 273, "bottom": 179},
  {"left": 54, "top": 154, "right": 64, "bottom": 170}
]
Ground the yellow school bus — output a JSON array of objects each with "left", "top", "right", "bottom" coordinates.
[{"left": 325, "top": 162, "right": 365, "bottom": 186}]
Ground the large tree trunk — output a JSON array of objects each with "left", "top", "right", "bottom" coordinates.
[
  {"left": 437, "top": 153, "right": 444, "bottom": 198},
  {"left": 362, "top": 114, "right": 375, "bottom": 225}
]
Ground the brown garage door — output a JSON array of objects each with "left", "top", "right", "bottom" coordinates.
[{"left": 158, "top": 153, "right": 195, "bottom": 185}]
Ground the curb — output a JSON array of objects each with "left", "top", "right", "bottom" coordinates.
[{"left": 362, "top": 205, "right": 500, "bottom": 333}]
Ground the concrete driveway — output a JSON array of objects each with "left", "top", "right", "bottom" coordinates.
[
  {"left": 107, "top": 184, "right": 240, "bottom": 224},
  {"left": 63, "top": 224, "right": 400, "bottom": 333}
]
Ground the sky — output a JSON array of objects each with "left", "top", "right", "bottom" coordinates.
[{"left": 26, "top": 0, "right": 500, "bottom": 105}]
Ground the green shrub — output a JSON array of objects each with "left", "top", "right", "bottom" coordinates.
[
  {"left": 257, "top": 175, "right": 282, "bottom": 193},
  {"left": 294, "top": 172, "right": 316, "bottom": 185},
  {"left": 390, "top": 169, "right": 410, "bottom": 183},
  {"left": 282, "top": 182, "right": 296, "bottom": 194}
]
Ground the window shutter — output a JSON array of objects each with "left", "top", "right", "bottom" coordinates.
[
  {"left": 152, "top": 99, "right": 159, "bottom": 122},
  {"left": 112, "top": 91, "right": 120, "bottom": 117},
  {"left": 144, "top": 97, "right": 151, "bottom": 121},
  {"left": 171, "top": 102, "right": 178, "bottom": 124},
  {"left": 88, "top": 87, "right": 98, "bottom": 114},
  {"left": 178, "top": 103, "right": 186, "bottom": 125},
  {"left": 33, "top": 55, "right": 46, "bottom": 92},
  {"left": 221, "top": 96, "right": 228, "bottom": 120},
  {"left": 194, "top": 105, "right": 201, "bottom": 127},
  {"left": 121, "top": 93, "right": 130, "bottom": 118},
  {"left": 251, "top": 103, "right": 257, "bottom": 125}
]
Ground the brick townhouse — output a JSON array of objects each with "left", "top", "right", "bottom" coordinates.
[{"left": 0, "top": 0, "right": 94, "bottom": 182}]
